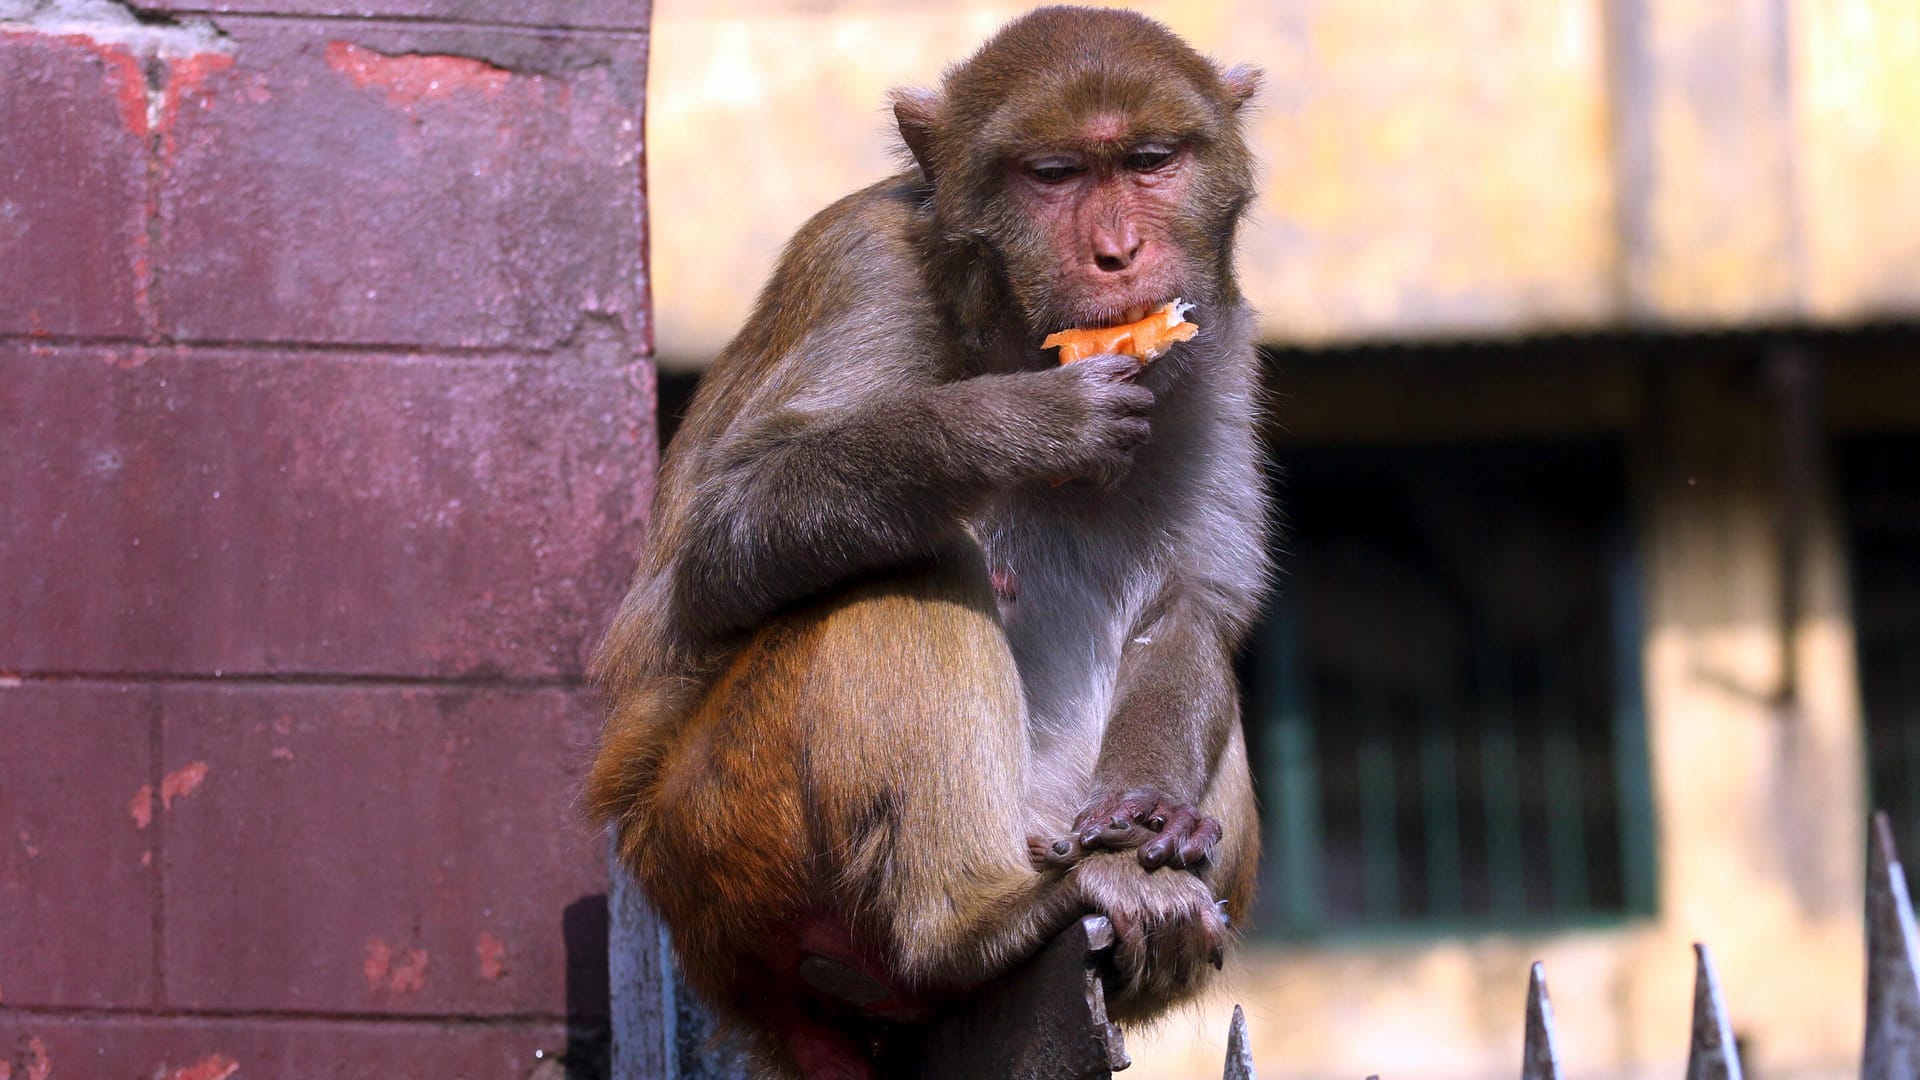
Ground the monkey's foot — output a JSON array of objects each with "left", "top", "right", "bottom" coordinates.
[
  {"left": 1072, "top": 853, "right": 1230, "bottom": 1019},
  {"left": 1029, "top": 788, "right": 1222, "bottom": 871}
]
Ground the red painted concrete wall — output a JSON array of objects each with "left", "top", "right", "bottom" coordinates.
[{"left": 0, "top": 1, "right": 654, "bottom": 1075}]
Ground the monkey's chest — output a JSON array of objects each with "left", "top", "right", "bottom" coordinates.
[{"left": 978, "top": 517, "right": 1155, "bottom": 745}]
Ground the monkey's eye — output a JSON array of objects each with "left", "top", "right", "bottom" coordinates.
[
  {"left": 1025, "top": 157, "right": 1084, "bottom": 184},
  {"left": 1123, "top": 144, "right": 1177, "bottom": 171}
]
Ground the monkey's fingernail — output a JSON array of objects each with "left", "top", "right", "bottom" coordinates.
[
  {"left": 1214, "top": 899, "right": 1230, "bottom": 911},
  {"left": 1147, "top": 815, "right": 1167, "bottom": 830},
  {"left": 1210, "top": 947, "right": 1224, "bottom": 970},
  {"left": 1052, "top": 839, "right": 1074, "bottom": 856},
  {"left": 1107, "top": 815, "right": 1128, "bottom": 831}
]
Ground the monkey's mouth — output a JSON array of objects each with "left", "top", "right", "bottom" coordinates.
[{"left": 1092, "top": 299, "right": 1178, "bottom": 329}]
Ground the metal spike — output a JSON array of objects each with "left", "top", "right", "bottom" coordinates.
[
  {"left": 1686, "top": 943, "right": 1743, "bottom": 1080},
  {"left": 1222, "top": 1003, "right": 1256, "bottom": 1080},
  {"left": 1865, "top": 811, "right": 1920, "bottom": 1079},
  {"left": 1521, "top": 962, "right": 1563, "bottom": 1080}
]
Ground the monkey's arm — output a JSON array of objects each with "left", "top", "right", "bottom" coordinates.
[
  {"left": 1061, "top": 583, "right": 1246, "bottom": 867},
  {"left": 672, "top": 358, "right": 1151, "bottom": 640}
]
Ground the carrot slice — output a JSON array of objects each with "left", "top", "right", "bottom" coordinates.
[{"left": 1042, "top": 299, "right": 1198, "bottom": 365}]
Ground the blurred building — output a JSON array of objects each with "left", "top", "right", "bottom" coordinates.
[{"left": 647, "top": 2, "right": 1920, "bottom": 1077}]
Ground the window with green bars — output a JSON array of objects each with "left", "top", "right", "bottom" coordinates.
[
  {"left": 1845, "top": 435, "right": 1920, "bottom": 872},
  {"left": 1246, "top": 438, "right": 1657, "bottom": 934}
]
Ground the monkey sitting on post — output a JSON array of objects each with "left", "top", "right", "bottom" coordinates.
[{"left": 588, "top": 7, "right": 1271, "bottom": 1076}]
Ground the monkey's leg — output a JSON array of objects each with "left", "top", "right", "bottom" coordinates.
[
  {"left": 630, "top": 550, "right": 1088, "bottom": 1076},
  {"left": 791, "top": 551, "right": 1090, "bottom": 993}
]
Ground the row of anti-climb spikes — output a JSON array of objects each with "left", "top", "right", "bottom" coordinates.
[
  {"left": 1223, "top": 811, "right": 1920, "bottom": 1080},
  {"left": 1519, "top": 811, "right": 1920, "bottom": 1080}
]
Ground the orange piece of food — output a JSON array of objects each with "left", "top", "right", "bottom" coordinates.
[{"left": 1042, "top": 299, "right": 1198, "bottom": 365}]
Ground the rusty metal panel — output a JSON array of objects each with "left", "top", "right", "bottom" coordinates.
[
  {"left": 1521, "top": 962, "right": 1564, "bottom": 1080},
  {"left": 153, "top": 22, "right": 649, "bottom": 352},
  {"left": 0, "top": 1014, "right": 572, "bottom": 1078},
  {"left": 0, "top": 32, "right": 153, "bottom": 338},
  {"left": 1686, "top": 943, "right": 1744, "bottom": 1080},
  {"left": 0, "top": 345, "right": 654, "bottom": 679},
  {"left": 0, "top": 684, "right": 157, "bottom": 1009},
  {"left": 131, "top": 0, "right": 650, "bottom": 29},
  {"left": 157, "top": 685, "right": 607, "bottom": 1018},
  {"left": 1864, "top": 812, "right": 1920, "bottom": 1079}
]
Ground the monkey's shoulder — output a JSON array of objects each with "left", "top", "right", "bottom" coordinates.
[{"left": 722, "top": 174, "right": 939, "bottom": 369}]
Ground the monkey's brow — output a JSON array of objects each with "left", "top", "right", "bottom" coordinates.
[{"left": 998, "top": 126, "right": 1199, "bottom": 161}]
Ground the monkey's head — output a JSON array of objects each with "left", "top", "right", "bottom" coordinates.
[{"left": 893, "top": 6, "right": 1260, "bottom": 338}]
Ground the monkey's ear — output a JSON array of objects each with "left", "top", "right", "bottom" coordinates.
[
  {"left": 1219, "top": 64, "right": 1262, "bottom": 110},
  {"left": 890, "top": 86, "right": 942, "bottom": 180}
]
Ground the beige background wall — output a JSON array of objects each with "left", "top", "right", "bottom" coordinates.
[{"left": 648, "top": 0, "right": 1920, "bottom": 369}]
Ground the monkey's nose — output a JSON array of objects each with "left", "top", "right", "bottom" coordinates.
[{"left": 1091, "top": 226, "right": 1142, "bottom": 273}]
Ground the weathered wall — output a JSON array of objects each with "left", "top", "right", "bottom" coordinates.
[
  {"left": 0, "top": 0, "right": 653, "bottom": 1073},
  {"left": 1121, "top": 355, "right": 1876, "bottom": 1080},
  {"left": 646, "top": 0, "right": 1920, "bottom": 369}
]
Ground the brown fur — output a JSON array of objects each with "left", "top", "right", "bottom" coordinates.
[{"left": 590, "top": 8, "right": 1270, "bottom": 1074}]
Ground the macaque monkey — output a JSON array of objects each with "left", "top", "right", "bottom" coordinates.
[{"left": 588, "top": 6, "right": 1270, "bottom": 1076}]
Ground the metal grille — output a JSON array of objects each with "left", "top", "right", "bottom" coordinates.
[
  {"left": 1249, "top": 439, "right": 1656, "bottom": 932},
  {"left": 1845, "top": 435, "right": 1920, "bottom": 877}
]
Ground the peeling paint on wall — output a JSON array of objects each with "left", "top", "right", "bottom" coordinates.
[
  {"left": 324, "top": 41, "right": 512, "bottom": 108},
  {"left": 159, "top": 760, "right": 209, "bottom": 809},
  {"left": 476, "top": 931, "right": 508, "bottom": 981},
  {"left": 157, "top": 1054, "right": 240, "bottom": 1080},
  {"left": 128, "top": 783, "right": 155, "bottom": 830},
  {"left": 363, "top": 937, "right": 430, "bottom": 994}
]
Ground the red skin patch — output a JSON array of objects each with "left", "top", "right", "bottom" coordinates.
[
  {"left": 1081, "top": 112, "right": 1129, "bottom": 143},
  {"left": 749, "top": 913, "right": 948, "bottom": 1077}
]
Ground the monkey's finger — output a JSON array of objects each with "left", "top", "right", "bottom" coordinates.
[
  {"left": 1178, "top": 817, "right": 1223, "bottom": 868},
  {"left": 1112, "top": 383, "right": 1157, "bottom": 414},
  {"left": 1141, "top": 807, "right": 1201, "bottom": 868},
  {"left": 1035, "top": 833, "right": 1090, "bottom": 869},
  {"left": 1076, "top": 353, "right": 1145, "bottom": 383},
  {"left": 1111, "top": 415, "right": 1152, "bottom": 447},
  {"left": 1142, "top": 796, "right": 1173, "bottom": 832},
  {"left": 1205, "top": 904, "right": 1230, "bottom": 967}
]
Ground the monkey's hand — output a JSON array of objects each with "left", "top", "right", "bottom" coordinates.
[
  {"left": 1073, "top": 852, "right": 1230, "bottom": 1011},
  {"left": 1028, "top": 787, "right": 1222, "bottom": 871},
  {"left": 1022, "top": 353, "right": 1155, "bottom": 488}
]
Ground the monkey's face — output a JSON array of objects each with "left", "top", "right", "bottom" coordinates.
[
  {"left": 903, "top": 8, "right": 1260, "bottom": 339},
  {"left": 996, "top": 120, "right": 1213, "bottom": 334}
]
